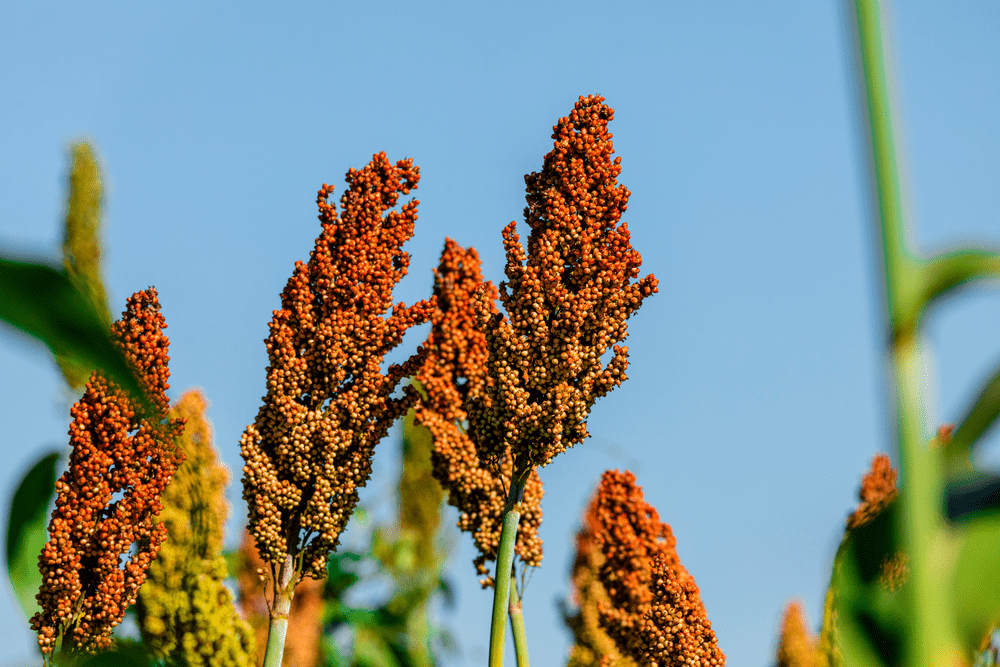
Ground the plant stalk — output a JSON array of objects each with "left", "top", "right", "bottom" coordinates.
[
  {"left": 488, "top": 461, "right": 532, "bottom": 667},
  {"left": 262, "top": 553, "right": 297, "bottom": 667},
  {"left": 853, "top": 1, "right": 961, "bottom": 665},
  {"left": 508, "top": 571, "right": 530, "bottom": 667}
]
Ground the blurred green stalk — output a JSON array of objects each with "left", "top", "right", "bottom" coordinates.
[{"left": 853, "top": 0, "right": 962, "bottom": 664}]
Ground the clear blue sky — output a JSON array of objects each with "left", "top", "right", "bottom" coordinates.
[{"left": 2, "top": 2, "right": 999, "bottom": 666}]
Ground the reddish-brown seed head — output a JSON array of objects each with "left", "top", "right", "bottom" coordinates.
[
  {"left": 240, "top": 153, "right": 434, "bottom": 580},
  {"left": 469, "top": 95, "right": 658, "bottom": 470},
  {"left": 582, "top": 470, "right": 724, "bottom": 666},
  {"left": 847, "top": 453, "right": 898, "bottom": 530},
  {"left": 415, "top": 238, "right": 544, "bottom": 583},
  {"left": 31, "top": 288, "right": 184, "bottom": 655}
]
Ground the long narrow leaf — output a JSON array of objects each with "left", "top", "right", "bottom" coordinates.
[
  {"left": 5, "top": 450, "right": 59, "bottom": 618},
  {"left": 949, "top": 362, "right": 1000, "bottom": 460},
  {"left": 922, "top": 250, "right": 1000, "bottom": 311},
  {"left": 0, "top": 256, "right": 147, "bottom": 408}
]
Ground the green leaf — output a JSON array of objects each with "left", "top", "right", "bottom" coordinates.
[
  {"left": 353, "top": 626, "right": 402, "bottom": 667},
  {"left": 222, "top": 548, "right": 240, "bottom": 579},
  {"left": 829, "top": 503, "right": 906, "bottom": 667},
  {"left": 948, "top": 362, "right": 1000, "bottom": 463},
  {"left": 0, "top": 257, "right": 149, "bottom": 410},
  {"left": 953, "top": 513, "right": 1000, "bottom": 653},
  {"left": 5, "top": 450, "right": 59, "bottom": 619},
  {"left": 325, "top": 550, "right": 362, "bottom": 599},
  {"left": 321, "top": 634, "right": 350, "bottom": 667},
  {"left": 65, "top": 639, "right": 168, "bottom": 667},
  {"left": 922, "top": 249, "right": 1000, "bottom": 311}
]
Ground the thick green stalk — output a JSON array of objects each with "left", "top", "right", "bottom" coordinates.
[
  {"left": 263, "top": 554, "right": 296, "bottom": 667},
  {"left": 488, "top": 462, "right": 532, "bottom": 667},
  {"left": 853, "top": 1, "right": 961, "bottom": 665},
  {"left": 508, "top": 572, "right": 529, "bottom": 667}
]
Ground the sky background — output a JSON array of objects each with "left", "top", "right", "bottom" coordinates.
[{"left": 2, "top": 1, "right": 999, "bottom": 665}]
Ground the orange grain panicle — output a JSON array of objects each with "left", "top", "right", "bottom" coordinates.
[
  {"left": 240, "top": 153, "right": 434, "bottom": 580},
  {"left": 469, "top": 95, "right": 658, "bottom": 471},
  {"left": 414, "top": 238, "right": 544, "bottom": 584},
  {"left": 584, "top": 470, "right": 724, "bottom": 667},
  {"left": 32, "top": 289, "right": 184, "bottom": 655}
]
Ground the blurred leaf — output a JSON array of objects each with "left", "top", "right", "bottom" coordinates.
[
  {"left": 434, "top": 627, "right": 458, "bottom": 657},
  {"left": 322, "top": 635, "right": 350, "bottom": 667},
  {"left": 325, "top": 550, "right": 362, "bottom": 599},
  {"left": 922, "top": 249, "right": 1000, "bottom": 311},
  {"left": 64, "top": 639, "right": 171, "bottom": 667},
  {"left": 953, "top": 513, "right": 1000, "bottom": 653},
  {"left": 948, "top": 362, "right": 1000, "bottom": 463},
  {"left": 0, "top": 257, "right": 148, "bottom": 410},
  {"left": 829, "top": 502, "right": 906, "bottom": 667},
  {"left": 353, "top": 626, "right": 402, "bottom": 667},
  {"left": 222, "top": 548, "right": 240, "bottom": 579},
  {"left": 5, "top": 450, "right": 59, "bottom": 619},
  {"left": 437, "top": 575, "right": 455, "bottom": 609}
]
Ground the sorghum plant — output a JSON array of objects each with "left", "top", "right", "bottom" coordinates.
[
  {"left": 239, "top": 152, "right": 434, "bottom": 665},
  {"left": 414, "top": 238, "right": 544, "bottom": 585},
  {"left": 817, "top": 453, "right": 903, "bottom": 667},
  {"left": 465, "top": 94, "right": 659, "bottom": 665},
  {"left": 57, "top": 143, "right": 111, "bottom": 390},
  {"left": 31, "top": 288, "right": 184, "bottom": 659},
  {"left": 812, "top": 5, "right": 1000, "bottom": 664},
  {"left": 564, "top": 492, "right": 637, "bottom": 667},
  {"left": 134, "top": 389, "right": 255, "bottom": 666},
  {"left": 569, "top": 470, "right": 724, "bottom": 667},
  {"left": 238, "top": 413, "right": 452, "bottom": 667},
  {"left": 470, "top": 95, "right": 658, "bottom": 471},
  {"left": 777, "top": 601, "right": 825, "bottom": 667}
]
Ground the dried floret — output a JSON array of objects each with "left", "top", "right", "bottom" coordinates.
[
  {"left": 631, "top": 555, "right": 725, "bottom": 667},
  {"left": 847, "top": 453, "right": 897, "bottom": 530}
]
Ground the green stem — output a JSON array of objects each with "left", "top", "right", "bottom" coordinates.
[
  {"left": 488, "top": 461, "right": 532, "bottom": 667},
  {"left": 853, "top": 1, "right": 961, "bottom": 665},
  {"left": 263, "top": 554, "right": 296, "bottom": 667},
  {"left": 508, "top": 570, "right": 530, "bottom": 667}
]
